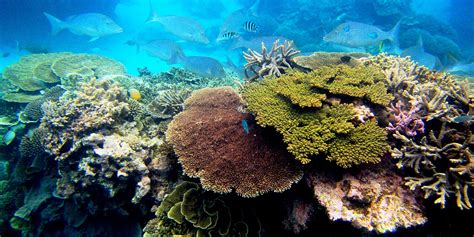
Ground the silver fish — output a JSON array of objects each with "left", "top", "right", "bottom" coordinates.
[
  {"left": 217, "top": 0, "right": 260, "bottom": 42},
  {"left": 43, "top": 12, "right": 123, "bottom": 42},
  {"left": 323, "top": 21, "right": 400, "bottom": 48},
  {"left": 128, "top": 39, "right": 185, "bottom": 64},
  {"left": 231, "top": 36, "right": 290, "bottom": 51},
  {"left": 147, "top": 2, "right": 209, "bottom": 44},
  {"left": 180, "top": 56, "right": 226, "bottom": 78},
  {"left": 401, "top": 38, "right": 437, "bottom": 69},
  {"left": 448, "top": 63, "right": 474, "bottom": 77}
]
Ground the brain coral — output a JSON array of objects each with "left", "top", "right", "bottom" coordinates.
[{"left": 166, "top": 87, "right": 303, "bottom": 197}]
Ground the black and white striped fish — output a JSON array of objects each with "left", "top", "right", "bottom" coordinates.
[
  {"left": 216, "top": 31, "right": 240, "bottom": 42},
  {"left": 243, "top": 20, "right": 258, "bottom": 32}
]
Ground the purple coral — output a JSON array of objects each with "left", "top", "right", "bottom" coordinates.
[{"left": 387, "top": 101, "right": 425, "bottom": 137}]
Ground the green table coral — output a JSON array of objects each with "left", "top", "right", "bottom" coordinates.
[{"left": 242, "top": 65, "right": 390, "bottom": 166}]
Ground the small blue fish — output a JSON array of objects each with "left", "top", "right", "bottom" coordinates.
[
  {"left": 241, "top": 119, "right": 250, "bottom": 134},
  {"left": 453, "top": 115, "right": 474, "bottom": 123},
  {"left": 3, "top": 130, "right": 15, "bottom": 145}
]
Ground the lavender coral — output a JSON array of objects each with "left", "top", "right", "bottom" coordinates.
[{"left": 166, "top": 87, "right": 303, "bottom": 197}]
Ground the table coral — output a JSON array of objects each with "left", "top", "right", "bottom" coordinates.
[
  {"left": 307, "top": 168, "right": 427, "bottom": 233},
  {"left": 166, "top": 87, "right": 303, "bottom": 197},
  {"left": 242, "top": 67, "right": 390, "bottom": 166}
]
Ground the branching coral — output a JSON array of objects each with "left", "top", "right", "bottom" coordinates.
[
  {"left": 392, "top": 123, "right": 474, "bottom": 209},
  {"left": 387, "top": 101, "right": 425, "bottom": 137},
  {"left": 166, "top": 87, "right": 303, "bottom": 197},
  {"left": 243, "top": 40, "right": 300, "bottom": 81},
  {"left": 242, "top": 67, "right": 390, "bottom": 166}
]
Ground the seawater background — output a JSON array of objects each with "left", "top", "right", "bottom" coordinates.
[{"left": 0, "top": 0, "right": 473, "bottom": 76}]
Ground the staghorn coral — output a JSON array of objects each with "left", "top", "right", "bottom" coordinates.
[
  {"left": 242, "top": 67, "right": 390, "bottom": 166},
  {"left": 166, "top": 87, "right": 302, "bottom": 197},
  {"left": 392, "top": 122, "right": 474, "bottom": 209},
  {"left": 244, "top": 40, "right": 300, "bottom": 81},
  {"left": 146, "top": 89, "right": 191, "bottom": 119},
  {"left": 307, "top": 168, "right": 427, "bottom": 233},
  {"left": 144, "top": 181, "right": 260, "bottom": 237},
  {"left": 386, "top": 101, "right": 425, "bottom": 137}
]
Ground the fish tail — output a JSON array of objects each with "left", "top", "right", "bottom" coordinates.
[
  {"left": 146, "top": 0, "right": 160, "bottom": 22},
  {"left": 388, "top": 20, "right": 401, "bottom": 48},
  {"left": 43, "top": 12, "right": 66, "bottom": 35}
]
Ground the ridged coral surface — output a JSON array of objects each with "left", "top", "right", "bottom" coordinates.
[{"left": 166, "top": 87, "right": 303, "bottom": 197}]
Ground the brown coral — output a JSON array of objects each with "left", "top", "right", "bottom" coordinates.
[{"left": 166, "top": 87, "right": 303, "bottom": 197}]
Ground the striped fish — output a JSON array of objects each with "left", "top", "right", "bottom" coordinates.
[
  {"left": 216, "top": 31, "right": 240, "bottom": 42},
  {"left": 243, "top": 20, "right": 258, "bottom": 32}
]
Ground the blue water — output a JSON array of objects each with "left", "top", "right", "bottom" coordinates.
[{"left": 0, "top": 0, "right": 473, "bottom": 75}]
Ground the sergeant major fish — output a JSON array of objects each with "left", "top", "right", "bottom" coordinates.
[
  {"left": 217, "top": 0, "right": 261, "bottom": 42},
  {"left": 147, "top": 1, "right": 209, "bottom": 44},
  {"left": 323, "top": 21, "right": 400, "bottom": 48},
  {"left": 43, "top": 12, "right": 123, "bottom": 42}
]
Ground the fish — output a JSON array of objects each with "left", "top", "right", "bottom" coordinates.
[
  {"left": 179, "top": 56, "right": 226, "bottom": 78},
  {"left": 218, "top": 31, "right": 241, "bottom": 41},
  {"left": 225, "top": 56, "right": 245, "bottom": 78},
  {"left": 217, "top": 0, "right": 261, "bottom": 42},
  {"left": 126, "top": 39, "right": 185, "bottom": 64},
  {"left": 243, "top": 20, "right": 259, "bottom": 32},
  {"left": 2, "top": 52, "right": 10, "bottom": 58},
  {"left": 147, "top": 1, "right": 209, "bottom": 44},
  {"left": 241, "top": 119, "right": 250, "bottom": 134},
  {"left": 452, "top": 115, "right": 474, "bottom": 123},
  {"left": 323, "top": 21, "right": 400, "bottom": 48},
  {"left": 448, "top": 63, "right": 474, "bottom": 77},
  {"left": 401, "top": 37, "right": 437, "bottom": 69},
  {"left": 3, "top": 130, "right": 15, "bottom": 145},
  {"left": 43, "top": 12, "right": 123, "bottom": 42},
  {"left": 231, "top": 36, "right": 290, "bottom": 51}
]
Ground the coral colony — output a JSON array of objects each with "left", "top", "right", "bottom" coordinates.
[{"left": 0, "top": 40, "right": 472, "bottom": 236}]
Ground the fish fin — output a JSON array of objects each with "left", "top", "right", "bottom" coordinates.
[
  {"left": 388, "top": 20, "right": 401, "bottom": 48},
  {"left": 43, "top": 12, "right": 66, "bottom": 35},
  {"left": 146, "top": 0, "right": 160, "bottom": 22},
  {"left": 249, "top": 0, "right": 261, "bottom": 17},
  {"left": 89, "top": 37, "right": 100, "bottom": 42}
]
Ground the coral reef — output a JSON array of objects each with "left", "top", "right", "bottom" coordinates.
[
  {"left": 392, "top": 123, "right": 473, "bottom": 209},
  {"left": 307, "top": 168, "right": 427, "bottom": 233},
  {"left": 19, "top": 86, "right": 64, "bottom": 123},
  {"left": 364, "top": 54, "right": 474, "bottom": 209},
  {"left": 242, "top": 67, "right": 390, "bottom": 166},
  {"left": 147, "top": 89, "right": 191, "bottom": 119},
  {"left": 166, "top": 87, "right": 303, "bottom": 197},
  {"left": 144, "top": 181, "right": 260, "bottom": 237},
  {"left": 244, "top": 40, "right": 300, "bottom": 81}
]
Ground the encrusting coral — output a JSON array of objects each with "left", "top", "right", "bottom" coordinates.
[
  {"left": 244, "top": 40, "right": 300, "bottom": 81},
  {"left": 307, "top": 168, "right": 427, "bottom": 233},
  {"left": 166, "top": 87, "right": 303, "bottom": 197},
  {"left": 242, "top": 66, "right": 390, "bottom": 166}
]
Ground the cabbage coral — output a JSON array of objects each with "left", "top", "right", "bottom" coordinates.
[
  {"left": 242, "top": 67, "right": 390, "bottom": 166},
  {"left": 166, "top": 87, "right": 303, "bottom": 197}
]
